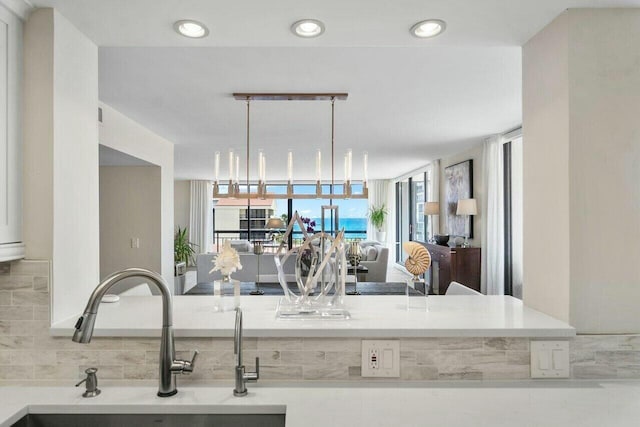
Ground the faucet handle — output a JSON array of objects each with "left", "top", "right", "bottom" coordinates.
[
  {"left": 245, "top": 357, "right": 260, "bottom": 382},
  {"left": 173, "top": 350, "right": 199, "bottom": 374},
  {"left": 185, "top": 350, "right": 199, "bottom": 373}
]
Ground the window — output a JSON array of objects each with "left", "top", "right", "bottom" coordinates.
[
  {"left": 504, "top": 136, "right": 523, "bottom": 298},
  {"left": 212, "top": 184, "right": 276, "bottom": 250},
  {"left": 395, "top": 171, "right": 431, "bottom": 263},
  {"left": 395, "top": 179, "right": 409, "bottom": 263},
  {"left": 213, "top": 183, "right": 367, "bottom": 250},
  {"left": 411, "top": 173, "right": 426, "bottom": 242},
  {"left": 291, "top": 184, "right": 368, "bottom": 246}
]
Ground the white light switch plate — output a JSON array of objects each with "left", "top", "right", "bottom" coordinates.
[
  {"left": 530, "top": 340, "right": 570, "bottom": 378},
  {"left": 361, "top": 340, "right": 400, "bottom": 378}
]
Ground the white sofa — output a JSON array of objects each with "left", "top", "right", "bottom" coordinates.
[
  {"left": 357, "top": 241, "right": 389, "bottom": 282},
  {"left": 198, "top": 240, "right": 389, "bottom": 284},
  {"left": 196, "top": 252, "right": 296, "bottom": 284}
]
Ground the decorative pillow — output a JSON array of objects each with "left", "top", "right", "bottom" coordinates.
[
  {"left": 365, "top": 246, "right": 378, "bottom": 261},
  {"left": 230, "top": 240, "right": 252, "bottom": 252}
]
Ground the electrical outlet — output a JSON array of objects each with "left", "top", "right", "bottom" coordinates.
[
  {"left": 531, "top": 340, "right": 569, "bottom": 378},
  {"left": 361, "top": 340, "right": 400, "bottom": 378},
  {"left": 369, "top": 348, "right": 379, "bottom": 369}
]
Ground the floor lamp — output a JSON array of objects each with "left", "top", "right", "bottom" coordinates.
[
  {"left": 251, "top": 217, "right": 285, "bottom": 296},
  {"left": 424, "top": 202, "right": 440, "bottom": 243},
  {"left": 456, "top": 199, "right": 477, "bottom": 248}
]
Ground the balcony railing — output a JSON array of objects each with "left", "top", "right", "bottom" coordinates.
[{"left": 212, "top": 229, "right": 367, "bottom": 252}]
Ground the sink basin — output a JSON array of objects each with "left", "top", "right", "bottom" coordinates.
[{"left": 12, "top": 413, "right": 286, "bottom": 427}]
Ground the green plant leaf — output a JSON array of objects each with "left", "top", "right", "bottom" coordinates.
[
  {"left": 174, "top": 227, "right": 199, "bottom": 266},
  {"left": 367, "top": 204, "right": 388, "bottom": 231}
]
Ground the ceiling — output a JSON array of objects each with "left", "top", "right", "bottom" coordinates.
[{"left": 33, "top": 0, "right": 640, "bottom": 180}]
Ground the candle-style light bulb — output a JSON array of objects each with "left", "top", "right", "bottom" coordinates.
[
  {"left": 228, "top": 150, "right": 234, "bottom": 182},
  {"left": 315, "top": 150, "right": 322, "bottom": 182},
  {"left": 261, "top": 154, "right": 266, "bottom": 183},
  {"left": 235, "top": 155, "right": 240, "bottom": 184},
  {"left": 363, "top": 151, "right": 368, "bottom": 184},
  {"left": 214, "top": 151, "right": 220, "bottom": 182},
  {"left": 344, "top": 155, "right": 348, "bottom": 181},
  {"left": 346, "top": 149, "right": 353, "bottom": 181},
  {"left": 258, "top": 150, "right": 264, "bottom": 183},
  {"left": 287, "top": 150, "right": 293, "bottom": 183}
]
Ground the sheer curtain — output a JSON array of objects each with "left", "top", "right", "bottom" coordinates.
[
  {"left": 481, "top": 135, "right": 505, "bottom": 295},
  {"left": 189, "top": 180, "right": 213, "bottom": 257},
  {"left": 366, "top": 180, "right": 390, "bottom": 241},
  {"left": 428, "top": 160, "right": 440, "bottom": 236}
]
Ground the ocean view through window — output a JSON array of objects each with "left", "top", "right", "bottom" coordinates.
[{"left": 213, "top": 184, "right": 368, "bottom": 249}]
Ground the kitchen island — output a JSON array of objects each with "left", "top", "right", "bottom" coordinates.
[
  {"left": 50, "top": 295, "right": 574, "bottom": 338},
  {"left": 45, "top": 295, "right": 574, "bottom": 383}
]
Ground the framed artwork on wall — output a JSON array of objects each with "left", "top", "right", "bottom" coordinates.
[{"left": 444, "top": 159, "right": 473, "bottom": 238}]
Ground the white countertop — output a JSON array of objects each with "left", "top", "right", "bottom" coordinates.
[
  {"left": 51, "top": 295, "right": 575, "bottom": 338},
  {"left": 1, "top": 381, "right": 639, "bottom": 427}
]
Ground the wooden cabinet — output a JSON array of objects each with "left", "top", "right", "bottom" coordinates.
[
  {"left": 424, "top": 243, "right": 481, "bottom": 295},
  {"left": 0, "top": 5, "right": 24, "bottom": 261}
]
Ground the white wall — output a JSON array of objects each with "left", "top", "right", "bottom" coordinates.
[
  {"left": 567, "top": 9, "right": 640, "bottom": 333},
  {"left": 100, "top": 166, "right": 161, "bottom": 292},
  {"left": 0, "top": 0, "right": 29, "bottom": 20},
  {"left": 174, "top": 180, "right": 190, "bottom": 232},
  {"left": 523, "top": 9, "right": 640, "bottom": 333},
  {"left": 522, "top": 11, "right": 571, "bottom": 324},
  {"left": 23, "top": 8, "right": 100, "bottom": 323},
  {"left": 98, "top": 103, "right": 175, "bottom": 286}
]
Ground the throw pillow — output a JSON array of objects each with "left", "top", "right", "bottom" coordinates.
[
  {"left": 366, "top": 246, "right": 378, "bottom": 261},
  {"left": 230, "top": 240, "right": 251, "bottom": 252}
]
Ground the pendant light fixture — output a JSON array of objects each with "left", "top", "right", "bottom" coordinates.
[{"left": 212, "top": 93, "right": 368, "bottom": 200}]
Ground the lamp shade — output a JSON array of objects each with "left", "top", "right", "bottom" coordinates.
[
  {"left": 424, "top": 201, "right": 440, "bottom": 215},
  {"left": 265, "top": 217, "right": 285, "bottom": 229},
  {"left": 456, "top": 198, "right": 477, "bottom": 216}
]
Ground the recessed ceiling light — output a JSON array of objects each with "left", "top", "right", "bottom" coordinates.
[
  {"left": 291, "top": 19, "right": 325, "bottom": 38},
  {"left": 174, "top": 20, "right": 209, "bottom": 38},
  {"left": 410, "top": 19, "right": 446, "bottom": 38}
]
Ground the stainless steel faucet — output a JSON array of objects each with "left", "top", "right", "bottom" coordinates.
[
  {"left": 233, "top": 307, "right": 259, "bottom": 397},
  {"left": 72, "top": 268, "right": 198, "bottom": 397}
]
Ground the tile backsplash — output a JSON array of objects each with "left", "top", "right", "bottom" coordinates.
[
  {"left": 570, "top": 334, "right": 640, "bottom": 379},
  {"left": 1, "top": 259, "right": 638, "bottom": 384}
]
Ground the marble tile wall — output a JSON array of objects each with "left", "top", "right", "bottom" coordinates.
[
  {"left": 2, "top": 260, "right": 639, "bottom": 384},
  {"left": 570, "top": 335, "right": 640, "bottom": 379}
]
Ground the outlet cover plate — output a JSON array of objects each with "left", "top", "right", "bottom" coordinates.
[{"left": 361, "top": 340, "right": 400, "bottom": 378}]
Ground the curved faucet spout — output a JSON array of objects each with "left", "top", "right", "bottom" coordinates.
[
  {"left": 72, "top": 268, "right": 172, "bottom": 343},
  {"left": 72, "top": 268, "right": 196, "bottom": 397}
]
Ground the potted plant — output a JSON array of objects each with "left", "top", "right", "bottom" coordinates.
[
  {"left": 368, "top": 204, "right": 388, "bottom": 243},
  {"left": 174, "top": 227, "right": 198, "bottom": 270}
]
